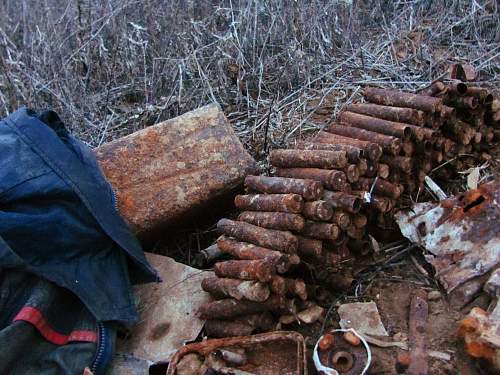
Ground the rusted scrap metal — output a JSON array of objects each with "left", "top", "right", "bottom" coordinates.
[
  {"left": 214, "top": 259, "right": 275, "bottom": 282},
  {"left": 217, "top": 236, "right": 299, "bottom": 273},
  {"left": 238, "top": 211, "right": 305, "bottom": 232},
  {"left": 217, "top": 219, "right": 298, "bottom": 254},
  {"left": 201, "top": 277, "right": 270, "bottom": 302},
  {"left": 275, "top": 167, "right": 348, "bottom": 191},
  {"left": 345, "top": 103, "right": 426, "bottom": 126},
  {"left": 327, "top": 123, "right": 402, "bottom": 155},
  {"left": 395, "top": 179, "right": 500, "bottom": 306},
  {"left": 420, "top": 81, "right": 446, "bottom": 97},
  {"left": 166, "top": 331, "right": 307, "bottom": 375},
  {"left": 96, "top": 104, "right": 256, "bottom": 235},
  {"left": 270, "top": 149, "right": 348, "bottom": 169},
  {"left": 331, "top": 210, "right": 351, "bottom": 230},
  {"left": 314, "top": 131, "right": 382, "bottom": 161},
  {"left": 244, "top": 175, "right": 324, "bottom": 201},
  {"left": 362, "top": 87, "right": 443, "bottom": 113},
  {"left": 343, "top": 164, "right": 360, "bottom": 183},
  {"left": 407, "top": 291, "right": 429, "bottom": 375},
  {"left": 235, "top": 193, "right": 304, "bottom": 213},
  {"left": 193, "top": 243, "right": 224, "bottom": 268},
  {"left": 302, "top": 200, "right": 333, "bottom": 221}
]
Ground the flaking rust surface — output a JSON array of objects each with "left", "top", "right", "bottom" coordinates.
[
  {"left": 96, "top": 104, "right": 257, "bottom": 235},
  {"left": 116, "top": 253, "right": 213, "bottom": 362},
  {"left": 396, "top": 179, "right": 500, "bottom": 296}
]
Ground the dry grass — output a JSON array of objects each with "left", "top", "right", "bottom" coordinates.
[{"left": 0, "top": 0, "right": 498, "bottom": 156}]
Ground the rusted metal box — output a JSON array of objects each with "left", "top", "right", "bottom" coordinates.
[
  {"left": 96, "top": 104, "right": 257, "bottom": 235},
  {"left": 166, "top": 331, "right": 308, "bottom": 375}
]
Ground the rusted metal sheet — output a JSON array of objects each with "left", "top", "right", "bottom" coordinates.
[
  {"left": 396, "top": 179, "right": 500, "bottom": 306},
  {"left": 96, "top": 104, "right": 257, "bottom": 235},
  {"left": 166, "top": 331, "right": 307, "bottom": 375},
  {"left": 115, "top": 253, "right": 213, "bottom": 362}
]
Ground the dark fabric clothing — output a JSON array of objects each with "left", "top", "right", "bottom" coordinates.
[
  {"left": 0, "top": 108, "right": 158, "bottom": 323},
  {"left": 0, "top": 269, "right": 115, "bottom": 374}
]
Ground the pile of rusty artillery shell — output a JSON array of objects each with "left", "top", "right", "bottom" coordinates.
[{"left": 199, "top": 176, "right": 330, "bottom": 338}]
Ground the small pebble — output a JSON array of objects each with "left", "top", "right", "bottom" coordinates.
[{"left": 428, "top": 291, "right": 441, "bottom": 301}]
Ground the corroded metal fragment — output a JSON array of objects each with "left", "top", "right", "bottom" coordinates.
[
  {"left": 96, "top": 104, "right": 257, "bottom": 235},
  {"left": 270, "top": 149, "right": 348, "bottom": 169},
  {"left": 235, "top": 193, "right": 304, "bottom": 213},
  {"left": 238, "top": 211, "right": 305, "bottom": 232},
  {"left": 275, "top": 168, "right": 347, "bottom": 191}
]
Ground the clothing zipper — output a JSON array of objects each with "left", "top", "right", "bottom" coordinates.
[{"left": 91, "top": 322, "right": 106, "bottom": 373}]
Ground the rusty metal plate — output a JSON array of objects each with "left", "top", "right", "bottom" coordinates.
[
  {"left": 166, "top": 331, "right": 307, "bottom": 375},
  {"left": 116, "top": 253, "right": 213, "bottom": 362},
  {"left": 96, "top": 104, "right": 257, "bottom": 235},
  {"left": 395, "top": 179, "right": 500, "bottom": 300}
]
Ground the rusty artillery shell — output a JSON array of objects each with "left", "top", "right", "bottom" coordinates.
[
  {"left": 411, "top": 126, "right": 435, "bottom": 142},
  {"left": 238, "top": 211, "right": 305, "bottom": 232},
  {"left": 217, "top": 236, "right": 300, "bottom": 273},
  {"left": 362, "top": 87, "right": 443, "bottom": 113},
  {"left": 357, "top": 158, "right": 368, "bottom": 176},
  {"left": 467, "top": 87, "right": 493, "bottom": 105},
  {"left": 204, "top": 320, "right": 255, "bottom": 338},
  {"left": 352, "top": 177, "right": 401, "bottom": 199},
  {"left": 275, "top": 168, "right": 347, "bottom": 191},
  {"left": 302, "top": 201, "right": 333, "bottom": 221},
  {"left": 331, "top": 209, "right": 351, "bottom": 230},
  {"left": 352, "top": 213, "right": 368, "bottom": 228},
  {"left": 328, "top": 123, "right": 402, "bottom": 155},
  {"left": 235, "top": 193, "right": 303, "bottom": 213},
  {"left": 217, "top": 219, "right": 298, "bottom": 253},
  {"left": 214, "top": 259, "right": 275, "bottom": 282},
  {"left": 420, "top": 81, "right": 446, "bottom": 97},
  {"left": 315, "top": 131, "right": 382, "bottom": 161},
  {"left": 296, "top": 235, "right": 323, "bottom": 259},
  {"left": 364, "top": 159, "right": 378, "bottom": 177},
  {"left": 244, "top": 175, "right": 323, "bottom": 201},
  {"left": 270, "top": 149, "right": 348, "bottom": 169},
  {"left": 305, "top": 284, "right": 328, "bottom": 302},
  {"left": 369, "top": 195, "right": 395, "bottom": 213},
  {"left": 233, "top": 312, "right": 275, "bottom": 331},
  {"left": 402, "top": 140, "right": 414, "bottom": 156},
  {"left": 199, "top": 295, "right": 295, "bottom": 319},
  {"left": 343, "top": 164, "right": 360, "bottom": 183},
  {"left": 440, "top": 105, "right": 456, "bottom": 119},
  {"left": 198, "top": 299, "right": 267, "bottom": 319},
  {"left": 345, "top": 102, "right": 426, "bottom": 126},
  {"left": 302, "top": 221, "right": 339, "bottom": 240},
  {"left": 323, "top": 191, "right": 362, "bottom": 214},
  {"left": 271, "top": 276, "right": 308, "bottom": 301},
  {"left": 444, "top": 95, "right": 479, "bottom": 110},
  {"left": 296, "top": 141, "right": 363, "bottom": 163},
  {"left": 346, "top": 225, "right": 365, "bottom": 240},
  {"left": 377, "top": 163, "right": 390, "bottom": 179},
  {"left": 348, "top": 239, "right": 372, "bottom": 256},
  {"left": 380, "top": 155, "right": 413, "bottom": 174},
  {"left": 447, "top": 81, "right": 468, "bottom": 96},
  {"left": 324, "top": 273, "right": 355, "bottom": 292},
  {"left": 340, "top": 111, "right": 412, "bottom": 139},
  {"left": 202, "top": 277, "right": 271, "bottom": 302}
]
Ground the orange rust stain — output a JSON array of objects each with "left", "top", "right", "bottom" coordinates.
[{"left": 117, "top": 192, "right": 137, "bottom": 215}]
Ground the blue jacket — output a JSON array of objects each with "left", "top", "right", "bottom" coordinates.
[{"left": 0, "top": 108, "right": 158, "bottom": 323}]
